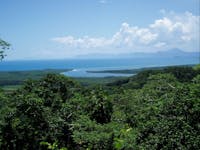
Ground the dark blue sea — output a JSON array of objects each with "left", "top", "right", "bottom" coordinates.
[{"left": 0, "top": 56, "right": 199, "bottom": 77}]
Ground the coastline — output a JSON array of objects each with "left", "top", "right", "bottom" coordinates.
[{"left": 86, "top": 64, "right": 196, "bottom": 74}]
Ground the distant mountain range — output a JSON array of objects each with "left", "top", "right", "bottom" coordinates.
[
  {"left": 155, "top": 49, "right": 198, "bottom": 58},
  {"left": 78, "top": 49, "right": 199, "bottom": 59}
]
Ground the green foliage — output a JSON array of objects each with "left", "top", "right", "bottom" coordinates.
[
  {"left": 108, "top": 65, "right": 198, "bottom": 89},
  {"left": 71, "top": 115, "right": 114, "bottom": 149},
  {"left": 135, "top": 83, "right": 200, "bottom": 149},
  {"left": 163, "top": 66, "right": 198, "bottom": 82},
  {"left": 85, "top": 87, "right": 113, "bottom": 124},
  {"left": 0, "top": 38, "right": 10, "bottom": 60},
  {"left": 113, "top": 126, "right": 138, "bottom": 150},
  {"left": 0, "top": 66, "right": 199, "bottom": 149},
  {"left": 193, "top": 64, "right": 200, "bottom": 71},
  {"left": 40, "top": 141, "right": 68, "bottom": 150}
]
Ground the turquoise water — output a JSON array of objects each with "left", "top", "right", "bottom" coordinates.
[
  {"left": 62, "top": 68, "right": 135, "bottom": 77},
  {"left": 0, "top": 56, "right": 198, "bottom": 77}
]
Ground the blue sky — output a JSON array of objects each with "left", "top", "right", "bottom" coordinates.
[{"left": 0, "top": 0, "right": 199, "bottom": 60}]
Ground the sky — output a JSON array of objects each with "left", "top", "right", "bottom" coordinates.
[{"left": 0, "top": 0, "right": 199, "bottom": 60}]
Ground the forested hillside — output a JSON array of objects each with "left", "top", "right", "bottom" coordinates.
[{"left": 0, "top": 66, "right": 200, "bottom": 149}]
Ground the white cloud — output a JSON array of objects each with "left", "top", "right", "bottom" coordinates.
[
  {"left": 53, "top": 36, "right": 109, "bottom": 48},
  {"left": 52, "top": 23, "right": 158, "bottom": 50},
  {"left": 52, "top": 11, "right": 199, "bottom": 57}
]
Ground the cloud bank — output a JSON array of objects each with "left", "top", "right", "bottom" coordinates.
[{"left": 52, "top": 11, "right": 199, "bottom": 57}]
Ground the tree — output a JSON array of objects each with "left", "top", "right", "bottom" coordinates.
[
  {"left": 86, "top": 87, "right": 113, "bottom": 124},
  {"left": 0, "top": 38, "right": 10, "bottom": 60}
]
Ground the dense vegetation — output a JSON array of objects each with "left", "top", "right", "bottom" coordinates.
[
  {"left": 0, "top": 69, "right": 72, "bottom": 87},
  {"left": 0, "top": 65, "right": 200, "bottom": 149}
]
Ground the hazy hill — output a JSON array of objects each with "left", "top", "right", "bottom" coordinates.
[{"left": 78, "top": 49, "right": 199, "bottom": 59}]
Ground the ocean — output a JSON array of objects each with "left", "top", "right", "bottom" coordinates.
[{"left": 0, "top": 56, "right": 198, "bottom": 77}]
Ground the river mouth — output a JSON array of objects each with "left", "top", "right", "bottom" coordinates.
[{"left": 62, "top": 68, "right": 134, "bottom": 77}]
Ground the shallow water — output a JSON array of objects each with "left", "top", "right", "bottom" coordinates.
[{"left": 62, "top": 68, "right": 134, "bottom": 77}]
